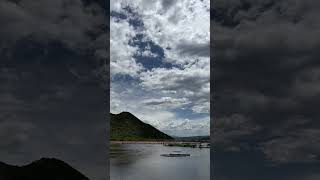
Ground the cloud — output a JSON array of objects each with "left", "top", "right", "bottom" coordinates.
[
  {"left": 111, "top": 83, "right": 209, "bottom": 137},
  {"left": 212, "top": 0, "right": 320, "bottom": 166},
  {"left": 139, "top": 64, "right": 210, "bottom": 114},
  {"left": 110, "top": 0, "right": 210, "bottom": 137},
  {"left": 0, "top": 0, "right": 107, "bottom": 54},
  {"left": 261, "top": 128, "right": 320, "bottom": 163},
  {"left": 110, "top": 18, "right": 142, "bottom": 76},
  {"left": 142, "top": 96, "right": 190, "bottom": 108},
  {"left": 0, "top": 0, "right": 108, "bottom": 180},
  {"left": 176, "top": 41, "right": 210, "bottom": 57}
]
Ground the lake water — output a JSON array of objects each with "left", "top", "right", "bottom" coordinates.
[{"left": 110, "top": 144, "right": 210, "bottom": 180}]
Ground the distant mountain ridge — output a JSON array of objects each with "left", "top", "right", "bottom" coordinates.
[
  {"left": 0, "top": 158, "right": 89, "bottom": 180},
  {"left": 110, "top": 112, "right": 173, "bottom": 141},
  {"left": 174, "top": 136, "right": 210, "bottom": 142}
]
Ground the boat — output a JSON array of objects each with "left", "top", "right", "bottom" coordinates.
[{"left": 160, "top": 153, "right": 190, "bottom": 157}]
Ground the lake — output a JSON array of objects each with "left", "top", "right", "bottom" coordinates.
[{"left": 110, "top": 143, "right": 210, "bottom": 180}]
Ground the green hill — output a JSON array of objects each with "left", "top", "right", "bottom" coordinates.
[{"left": 110, "top": 112, "right": 173, "bottom": 141}]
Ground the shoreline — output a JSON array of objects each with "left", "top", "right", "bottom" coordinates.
[{"left": 110, "top": 141, "right": 209, "bottom": 144}]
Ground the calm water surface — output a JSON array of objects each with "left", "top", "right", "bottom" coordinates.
[{"left": 110, "top": 144, "right": 210, "bottom": 180}]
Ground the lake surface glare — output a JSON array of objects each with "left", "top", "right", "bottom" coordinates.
[{"left": 110, "top": 144, "right": 210, "bottom": 180}]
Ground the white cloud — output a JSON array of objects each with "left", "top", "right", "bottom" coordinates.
[
  {"left": 110, "top": 0, "right": 210, "bottom": 136},
  {"left": 139, "top": 60, "right": 210, "bottom": 113},
  {"left": 163, "top": 116, "right": 210, "bottom": 137},
  {"left": 137, "top": 0, "right": 210, "bottom": 65},
  {"left": 111, "top": 83, "right": 209, "bottom": 136},
  {"left": 110, "top": 17, "right": 143, "bottom": 77},
  {"left": 111, "top": 0, "right": 209, "bottom": 63},
  {"left": 142, "top": 96, "right": 190, "bottom": 109}
]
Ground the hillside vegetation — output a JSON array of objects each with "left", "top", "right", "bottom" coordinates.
[{"left": 110, "top": 112, "right": 173, "bottom": 141}]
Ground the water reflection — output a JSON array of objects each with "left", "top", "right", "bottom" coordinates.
[
  {"left": 110, "top": 144, "right": 153, "bottom": 166},
  {"left": 110, "top": 144, "right": 210, "bottom": 180}
]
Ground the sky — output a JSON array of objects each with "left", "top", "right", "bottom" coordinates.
[
  {"left": 2, "top": 0, "right": 320, "bottom": 180},
  {"left": 0, "top": 0, "right": 108, "bottom": 180},
  {"left": 212, "top": 0, "right": 320, "bottom": 179},
  {"left": 110, "top": 0, "right": 210, "bottom": 137}
]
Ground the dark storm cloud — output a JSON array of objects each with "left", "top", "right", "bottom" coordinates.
[
  {"left": 0, "top": 0, "right": 108, "bottom": 180},
  {"left": 212, "top": 0, "right": 320, "bottom": 168},
  {"left": 0, "top": 0, "right": 104, "bottom": 45}
]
